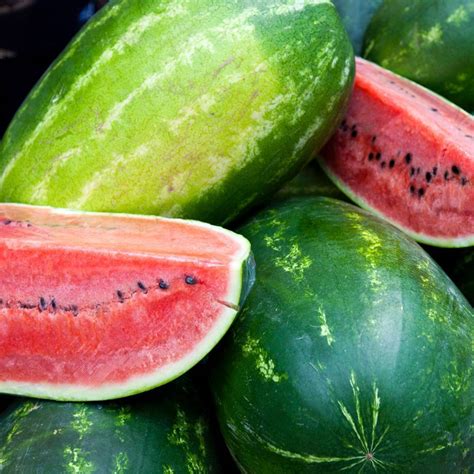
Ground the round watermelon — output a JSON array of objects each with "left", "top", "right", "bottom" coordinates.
[
  {"left": 0, "top": 0, "right": 354, "bottom": 225},
  {"left": 211, "top": 197, "right": 473, "bottom": 473},
  {"left": 0, "top": 377, "right": 227, "bottom": 473},
  {"left": 363, "top": 0, "right": 474, "bottom": 111}
]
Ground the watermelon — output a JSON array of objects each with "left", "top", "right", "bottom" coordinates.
[
  {"left": 274, "top": 161, "right": 345, "bottom": 201},
  {"left": 0, "top": 0, "right": 354, "bottom": 225},
  {"left": 319, "top": 58, "right": 474, "bottom": 248},
  {"left": 332, "top": 0, "right": 383, "bottom": 55},
  {"left": 0, "top": 203, "right": 253, "bottom": 401},
  {"left": 0, "top": 377, "right": 226, "bottom": 473},
  {"left": 363, "top": 0, "right": 474, "bottom": 111},
  {"left": 211, "top": 197, "right": 473, "bottom": 473}
]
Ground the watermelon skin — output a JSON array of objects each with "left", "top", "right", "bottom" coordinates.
[
  {"left": 363, "top": 0, "right": 474, "bottom": 111},
  {"left": 0, "top": 377, "right": 225, "bottom": 473},
  {"left": 319, "top": 58, "right": 474, "bottom": 248},
  {"left": 332, "top": 0, "right": 382, "bottom": 55},
  {"left": 0, "top": 203, "right": 253, "bottom": 401},
  {"left": 273, "top": 161, "right": 346, "bottom": 202},
  {"left": 211, "top": 197, "right": 473, "bottom": 473},
  {"left": 0, "top": 0, "right": 354, "bottom": 225}
]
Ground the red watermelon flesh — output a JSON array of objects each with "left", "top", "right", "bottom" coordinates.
[
  {"left": 320, "top": 57, "right": 474, "bottom": 247},
  {"left": 0, "top": 204, "right": 252, "bottom": 401}
]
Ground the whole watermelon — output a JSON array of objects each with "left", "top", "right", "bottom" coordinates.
[
  {"left": 332, "top": 0, "right": 383, "bottom": 54},
  {"left": 0, "top": 377, "right": 227, "bottom": 473},
  {"left": 0, "top": 0, "right": 354, "bottom": 225},
  {"left": 363, "top": 0, "right": 474, "bottom": 111},
  {"left": 211, "top": 197, "right": 473, "bottom": 473}
]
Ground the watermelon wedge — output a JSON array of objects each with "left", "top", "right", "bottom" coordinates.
[
  {"left": 319, "top": 58, "right": 474, "bottom": 247},
  {"left": 0, "top": 204, "right": 253, "bottom": 401}
]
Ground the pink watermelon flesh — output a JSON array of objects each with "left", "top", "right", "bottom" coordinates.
[
  {"left": 0, "top": 204, "right": 252, "bottom": 401},
  {"left": 320, "top": 57, "right": 474, "bottom": 247}
]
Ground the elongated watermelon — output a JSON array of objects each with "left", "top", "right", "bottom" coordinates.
[
  {"left": 0, "top": 0, "right": 354, "bottom": 225},
  {"left": 0, "top": 377, "right": 226, "bottom": 473},
  {"left": 211, "top": 197, "right": 473, "bottom": 473},
  {"left": 363, "top": 0, "right": 474, "bottom": 111},
  {"left": 0, "top": 203, "right": 253, "bottom": 401},
  {"left": 319, "top": 58, "right": 474, "bottom": 248}
]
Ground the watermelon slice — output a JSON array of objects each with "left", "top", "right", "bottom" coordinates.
[
  {"left": 319, "top": 57, "right": 474, "bottom": 247},
  {"left": 0, "top": 204, "right": 253, "bottom": 401}
]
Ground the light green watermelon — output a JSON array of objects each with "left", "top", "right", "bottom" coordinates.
[
  {"left": 211, "top": 197, "right": 473, "bottom": 473},
  {"left": 0, "top": 0, "right": 354, "bottom": 225}
]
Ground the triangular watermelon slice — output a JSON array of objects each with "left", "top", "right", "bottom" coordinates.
[
  {"left": 319, "top": 58, "right": 474, "bottom": 247},
  {"left": 0, "top": 204, "right": 253, "bottom": 401}
]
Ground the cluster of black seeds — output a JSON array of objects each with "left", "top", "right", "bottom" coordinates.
[
  {"left": 338, "top": 120, "right": 470, "bottom": 198},
  {"left": 0, "top": 218, "right": 32, "bottom": 227},
  {"left": 0, "top": 275, "right": 199, "bottom": 316}
]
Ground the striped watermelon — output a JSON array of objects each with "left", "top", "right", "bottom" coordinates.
[
  {"left": 0, "top": 377, "right": 227, "bottom": 473},
  {"left": 211, "top": 197, "right": 473, "bottom": 473},
  {"left": 0, "top": 0, "right": 354, "bottom": 225}
]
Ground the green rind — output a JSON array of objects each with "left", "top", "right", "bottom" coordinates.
[
  {"left": 0, "top": 377, "right": 225, "bottom": 473},
  {"left": 363, "top": 0, "right": 474, "bottom": 111},
  {"left": 0, "top": 0, "right": 354, "bottom": 225},
  {"left": 332, "top": 0, "right": 383, "bottom": 54},
  {"left": 318, "top": 157, "right": 474, "bottom": 248},
  {"left": 211, "top": 197, "right": 473, "bottom": 473},
  {"left": 0, "top": 204, "right": 254, "bottom": 401}
]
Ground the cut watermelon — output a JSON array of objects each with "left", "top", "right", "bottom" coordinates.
[
  {"left": 319, "top": 57, "right": 474, "bottom": 247},
  {"left": 0, "top": 204, "right": 253, "bottom": 401}
]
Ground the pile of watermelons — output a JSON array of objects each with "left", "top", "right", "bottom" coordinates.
[{"left": 0, "top": 1, "right": 472, "bottom": 472}]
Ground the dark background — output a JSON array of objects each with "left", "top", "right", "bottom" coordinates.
[{"left": 0, "top": 0, "right": 106, "bottom": 137}]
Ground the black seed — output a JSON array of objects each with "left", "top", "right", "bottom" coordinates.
[
  {"left": 425, "top": 172, "right": 432, "bottom": 183},
  {"left": 116, "top": 290, "right": 124, "bottom": 302},
  {"left": 159, "top": 279, "right": 169, "bottom": 290},
  {"left": 342, "top": 124, "right": 349, "bottom": 132},
  {"left": 381, "top": 161, "right": 386, "bottom": 169},
  {"left": 410, "top": 167, "right": 415, "bottom": 177},
  {"left": 2, "top": 219, "right": 12, "bottom": 225},
  {"left": 444, "top": 170, "right": 449, "bottom": 180},
  {"left": 452, "top": 165, "right": 460, "bottom": 175},
  {"left": 185, "top": 275, "right": 197, "bottom": 285},
  {"left": 371, "top": 136, "right": 377, "bottom": 143},
  {"left": 351, "top": 130, "right": 358, "bottom": 138},
  {"left": 431, "top": 108, "right": 438, "bottom": 112},
  {"left": 71, "top": 305, "right": 79, "bottom": 316},
  {"left": 20, "top": 303, "right": 36, "bottom": 309},
  {"left": 416, "top": 167, "right": 421, "bottom": 175},
  {"left": 432, "top": 167, "right": 438, "bottom": 176},
  {"left": 418, "top": 188, "right": 425, "bottom": 197},
  {"left": 51, "top": 298, "right": 57, "bottom": 310},
  {"left": 39, "top": 297, "right": 47, "bottom": 312},
  {"left": 461, "top": 177, "right": 468, "bottom": 186},
  {"left": 368, "top": 152, "right": 374, "bottom": 161},
  {"left": 340, "top": 119, "right": 347, "bottom": 128},
  {"left": 405, "top": 153, "right": 412, "bottom": 164},
  {"left": 389, "top": 159, "right": 395, "bottom": 168},
  {"left": 137, "top": 281, "right": 147, "bottom": 293},
  {"left": 351, "top": 124, "right": 357, "bottom": 130},
  {"left": 376, "top": 152, "right": 382, "bottom": 161},
  {"left": 466, "top": 134, "right": 473, "bottom": 139}
]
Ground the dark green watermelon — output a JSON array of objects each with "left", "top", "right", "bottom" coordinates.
[
  {"left": 333, "top": 0, "right": 383, "bottom": 54},
  {"left": 211, "top": 197, "right": 473, "bottom": 473},
  {"left": 428, "top": 247, "right": 474, "bottom": 307},
  {"left": 0, "top": 377, "right": 227, "bottom": 473},
  {"left": 273, "top": 161, "right": 345, "bottom": 201},
  {"left": 363, "top": 0, "right": 474, "bottom": 111}
]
